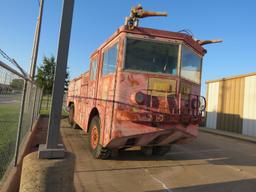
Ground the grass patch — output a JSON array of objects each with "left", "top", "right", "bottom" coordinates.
[
  {"left": 0, "top": 94, "right": 68, "bottom": 179},
  {"left": 0, "top": 102, "right": 20, "bottom": 179}
]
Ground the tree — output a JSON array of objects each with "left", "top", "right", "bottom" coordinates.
[
  {"left": 36, "top": 56, "right": 69, "bottom": 95},
  {"left": 10, "top": 78, "right": 24, "bottom": 90}
]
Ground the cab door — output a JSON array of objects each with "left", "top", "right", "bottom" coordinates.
[{"left": 96, "top": 42, "right": 119, "bottom": 144}]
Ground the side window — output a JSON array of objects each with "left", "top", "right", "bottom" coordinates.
[
  {"left": 90, "top": 58, "right": 98, "bottom": 80},
  {"left": 102, "top": 43, "right": 118, "bottom": 76}
]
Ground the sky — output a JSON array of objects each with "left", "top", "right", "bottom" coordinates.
[{"left": 0, "top": 0, "right": 256, "bottom": 95}]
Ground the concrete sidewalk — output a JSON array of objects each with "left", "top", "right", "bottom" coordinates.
[
  {"left": 60, "top": 118, "right": 256, "bottom": 192},
  {"left": 199, "top": 127, "right": 256, "bottom": 143}
]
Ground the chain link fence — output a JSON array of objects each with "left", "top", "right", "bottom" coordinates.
[
  {"left": 0, "top": 59, "right": 42, "bottom": 181},
  {"left": 40, "top": 93, "right": 67, "bottom": 116},
  {"left": 40, "top": 94, "right": 52, "bottom": 115}
]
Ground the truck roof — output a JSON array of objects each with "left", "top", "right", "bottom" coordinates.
[
  {"left": 70, "top": 71, "right": 89, "bottom": 82},
  {"left": 90, "top": 25, "right": 206, "bottom": 58}
]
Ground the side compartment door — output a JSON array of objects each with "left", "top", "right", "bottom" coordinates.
[{"left": 80, "top": 73, "right": 89, "bottom": 129}]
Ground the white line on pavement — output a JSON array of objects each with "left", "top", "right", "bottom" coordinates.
[{"left": 144, "top": 169, "right": 173, "bottom": 192}]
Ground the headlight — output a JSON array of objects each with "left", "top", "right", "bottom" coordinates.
[
  {"left": 135, "top": 92, "right": 145, "bottom": 104},
  {"left": 131, "top": 92, "right": 145, "bottom": 105}
]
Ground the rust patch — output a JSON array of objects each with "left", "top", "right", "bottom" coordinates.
[
  {"left": 128, "top": 75, "right": 140, "bottom": 86},
  {"left": 112, "top": 130, "right": 123, "bottom": 138},
  {"left": 120, "top": 75, "right": 126, "bottom": 82},
  {"left": 180, "top": 82, "right": 192, "bottom": 94}
]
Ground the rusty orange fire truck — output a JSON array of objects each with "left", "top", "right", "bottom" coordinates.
[{"left": 67, "top": 5, "right": 221, "bottom": 159}]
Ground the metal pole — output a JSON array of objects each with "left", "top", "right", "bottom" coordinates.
[
  {"left": 14, "top": 80, "right": 27, "bottom": 166},
  {"left": 38, "top": 0, "right": 74, "bottom": 159},
  {"left": 26, "top": 0, "right": 44, "bottom": 123},
  {"left": 29, "top": 0, "right": 44, "bottom": 79}
]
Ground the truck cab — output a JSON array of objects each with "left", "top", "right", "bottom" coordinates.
[{"left": 67, "top": 25, "right": 208, "bottom": 158}]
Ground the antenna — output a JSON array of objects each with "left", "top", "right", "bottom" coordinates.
[{"left": 125, "top": 4, "right": 168, "bottom": 30}]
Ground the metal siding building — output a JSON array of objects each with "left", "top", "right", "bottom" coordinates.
[{"left": 206, "top": 73, "right": 256, "bottom": 137}]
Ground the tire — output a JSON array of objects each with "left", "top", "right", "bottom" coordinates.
[
  {"left": 88, "top": 116, "right": 110, "bottom": 159},
  {"left": 68, "top": 105, "right": 78, "bottom": 129},
  {"left": 152, "top": 146, "right": 171, "bottom": 156}
]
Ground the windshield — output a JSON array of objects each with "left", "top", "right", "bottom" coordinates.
[
  {"left": 180, "top": 46, "right": 202, "bottom": 84},
  {"left": 124, "top": 38, "right": 179, "bottom": 75}
]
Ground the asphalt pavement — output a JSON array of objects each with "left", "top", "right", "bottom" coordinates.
[
  {"left": 60, "top": 119, "right": 256, "bottom": 192},
  {"left": 0, "top": 94, "right": 21, "bottom": 104}
]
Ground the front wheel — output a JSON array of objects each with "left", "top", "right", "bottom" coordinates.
[{"left": 88, "top": 116, "right": 110, "bottom": 159}]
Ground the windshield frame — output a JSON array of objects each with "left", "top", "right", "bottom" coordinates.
[
  {"left": 122, "top": 36, "right": 182, "bottom": 76},
  {"left": 180, "top": 43, "right": 203, "bottom": 85},
  {"left": 122, "top": 35, "right": 203, "bottom": 84}
]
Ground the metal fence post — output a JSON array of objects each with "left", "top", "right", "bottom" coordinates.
[
  {"left": 38, "top": 0, "right": 74, "bottom": 159},
  {"left": 38, "top": 88, "right": 44, "bottom": 115},
  {"left": 37, "top": 88, "right": 43, "bottom": 116},
  {"left": 14, "top": 80, "right": 27, "bottom": 166},
  {"left": 30, "top": 85, "right": 38, "bottom": 131}
]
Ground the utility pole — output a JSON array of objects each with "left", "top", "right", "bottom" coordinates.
[
  {"left": 28, "top": 0, "right": 44, "bottom": 131},
  {"left": 29, "top": 0, "right": 44, "bottom": 79},
  {"left": 38, "top": 0, "right": 75, "bottom": 159}
]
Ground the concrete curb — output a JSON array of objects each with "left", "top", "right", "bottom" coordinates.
[
  {"left": 20, "top": 151, "right": 75, "bottom": 192},
  {"left": 0, "top": 116, "right": 41, "bottom": 192},
  {"left": 199, "top": 127, "right": 256, "bottom": 144}
]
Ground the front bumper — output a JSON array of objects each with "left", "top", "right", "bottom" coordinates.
[{"left": 116, "top": 110, "right": 203, "bottom": 125}]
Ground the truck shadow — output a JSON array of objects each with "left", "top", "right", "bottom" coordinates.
[
  {"left": 111, "top": 147, "right": 256, "bottom": 167},
  {"left": 109, "top": 133, "right": 256, "bottom": 167},
  {"left": 145, "top": 178, "right": 256, "bottom": 192},
  {"left": 61, "top": 118, "right": 256, "bottom": 167}
]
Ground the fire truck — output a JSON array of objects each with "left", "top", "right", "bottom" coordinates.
[{"left": 67, "top": 5, "right": 221, "bottom": 159}]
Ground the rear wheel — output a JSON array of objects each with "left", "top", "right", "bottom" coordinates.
[
  {"left": 68, "top": 105, "right": 78, "bottom": 129},
  {"left": 152, "top": 146, "right": 171, "bottom": 156},
  {"left": 88, "top": 116, "right": 110, "bottom": 159}
]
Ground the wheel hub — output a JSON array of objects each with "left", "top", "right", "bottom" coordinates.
[{"left": 91, "top": 126, "right": 98, "bottom": 149}]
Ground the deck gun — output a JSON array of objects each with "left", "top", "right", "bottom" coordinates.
[{"left": 125, "top": 4, "right": 168, "bottom": 30}]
